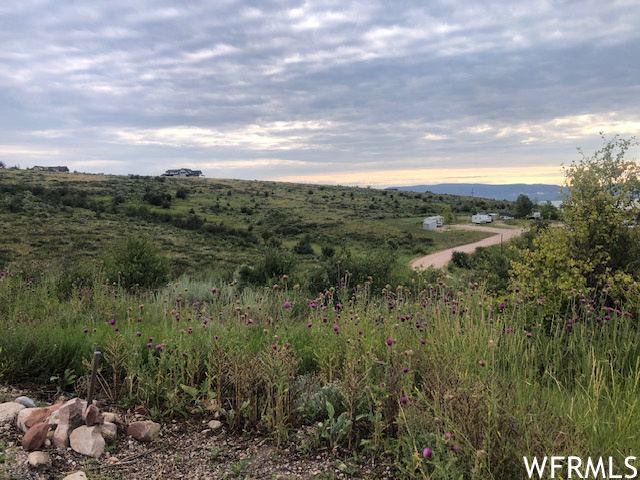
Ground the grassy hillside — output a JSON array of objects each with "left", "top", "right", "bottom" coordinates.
[{"left": 0, "top": 169, "right": 510, "bottom": 277}]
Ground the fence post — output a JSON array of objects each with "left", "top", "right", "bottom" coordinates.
[{"left": 86, "top": 346, "right": 102, "bottom": 406}]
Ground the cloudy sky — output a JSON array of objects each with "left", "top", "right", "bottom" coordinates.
[{"left": 1, "top": 0, "right": 639, "bottom": 186}]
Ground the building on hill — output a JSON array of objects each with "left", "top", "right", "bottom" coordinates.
[
  {"left": 30, "top": 166, "right": 69, "bottom": 172},
  {"left": 422, "top": 216, "right": 443, "bottom": 231},
  {"left": 162, "top": 168, "right": 203, "bottom": 177}
]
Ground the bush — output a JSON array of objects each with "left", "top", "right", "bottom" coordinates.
[{"left": 104, "top": 235, "right": 170, "bottom": 290}]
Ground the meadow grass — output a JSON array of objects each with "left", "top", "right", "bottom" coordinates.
[{"left": 1, "top": 267, "right": 638, "bottom": 478}]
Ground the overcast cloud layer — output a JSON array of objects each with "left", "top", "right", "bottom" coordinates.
[{"left": 1, "top": 0, "right": 639, "bottom": 186}]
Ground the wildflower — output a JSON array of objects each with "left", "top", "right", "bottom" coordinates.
[
  {"left": 82, "top": 328, "right": 88, "bottom": 334},
  {"left": 335, "top": 303, "right": 342, "bottom": 311},
  {"left": 272, "top": 344, "right": 278, "bottom": 350},
  {"left": 423, "top": 447, "right": 432, "bottom": 459},
  {"left": 402, "top": 367, "right": 409, "bottom": 374},
  {"left": 386, "top": 338, "right": 394, "bottom": 346},
  {"left": 477, "top": 359, "right": 486, "bottom": 367},
  {"left": 358, "top": 329, "right": 364, "bottom": 335},
  {"left": 202, "top": 318, "right": 209, "bottom": 325},
  {"left": 148, "top": 337, "right": 154, "bottom": 342},
  {"left": 498, "top": 302, "right": 505, "bottom": 310},
  {"left": 420, "top": 338, "right": 426, "bottom": 344},
  {"left": 308, "top": 301, "right": 317, "bottom": 309},
  {"left": 444, "top": 432, "right": 452, "bottom": 440},
  {"left": 400, "top": 395, "right": 408, "bottom": 405},
  {"left": 283, "top": 301, "right": 291, "bottom": 309},
  {"left": 146, "top": 342, "right": 152, "bottom": 348},
  {"left": 188, "top": 328, "right": 193, "bottom": 334},
  {"left": 307, "top": 322, "right": 313, "bottom": 328},
  {"left": 526, "top": 331, "right": 532, "bottom": 338},
  {"left": 155, "top": 344, "right": 164, "bottom": 350},
  {"left": 108, "top": 318, "right": 116, "bottom": 325},
  {"left": 211, "top": 287, "right": 217, "bottom": 294},
  {"left": 451, "top": 444, "right": 460, "bottom": 453},
  {"left": 333, "top": 325, "right": 340, "bottom": 333}
]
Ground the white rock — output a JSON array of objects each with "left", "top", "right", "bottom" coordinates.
[
  {"left": 15, "top": 396, "right": 37, "bottom": 408},
  {"left": 100, "top": 422, "right": 118, "bottom": 442},
  {"left": 53, "top": 423, "right": 71, "bottom": 450},
  {"left": 102, "top": 412, "right": 119, "bottom": 424},
  {"left": 27, "top": 451, "right": 52, "bottom": 468},
  {"left": 69, "top": 425, "right": 105, "bottom": 458},
  {"left": 62, "top": 472, "right": 88, "bottom": 480},
  {"left": 48, "top": 409, "right": 60, "bottom": 425},
  {"left": 207, "top": 419, "right": 223, "bottom": 430},
  {"left": 0, "top": 402, "right": 25, "bottom": 426}
]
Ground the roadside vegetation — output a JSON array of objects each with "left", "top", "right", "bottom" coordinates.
[{"left": 1, "top": 136, "right": 639, "bottom": 478}]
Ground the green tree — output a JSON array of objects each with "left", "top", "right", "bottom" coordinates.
[
  {"left": 514, "top": 194, "right": 534, "bottom": 218},
  {"left": 442, "top": 204, "right": 455, "bottom": 224},
  {"left": 511, "top": 135, "right": 640, "bottom": 303},
  {"left": 104, "top": 235, "right": 170, "bottom": 290},
  {"left": 539, "top": 201, "right": 560, "bottom": 220}
]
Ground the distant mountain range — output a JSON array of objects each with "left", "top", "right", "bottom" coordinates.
[{"left": 390, "top": 183, "right": 566, "bottom": 202}]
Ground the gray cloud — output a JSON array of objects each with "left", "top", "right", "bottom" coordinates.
[{"left": 1, "top": 0, "right": 639, "bottom": 184}]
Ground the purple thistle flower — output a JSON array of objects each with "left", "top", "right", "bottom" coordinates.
[
  {"left": 335, "top": 303, "right": 342, "bottom": 311},
  {"left": 526, "top": 331, "right": 533, "bottom": 338},
  {"left": 333, "top": 325, "right": 340, "bottom": 333},
  {"left": 444, "top": 432, "right": 452, "bottom": 440},
  {"left": 108, "top": 318, "right": 116, "bottom": 325},
  {"left": 146, "top": 342, "right": 152, "bottom": 348},
  {"left": 402, "top": 367, "right": 409, "bottom": 374},
  {"left": 82, "top": 328, "right": 88, "bottom": 334},
  {"left": 148, "top": 337, "right": 154, "bottom": 342},
  {"left": 136, "top": 331, "right": 141, "bottom": 337},
  {"left": 211, "top": 287, "right": 217, "bottom": 293},
  {"left": 155, "top": 344, "right": 163, "bottom": 350},
  {"left": 420, "top": 338, "right": 426, "bottom": 344},
  {"left": 358, "top": 329, "right": 364, "bottom": 335},
  {"left": 386, "top": 338, "right": 394, "bottom": 346},
  {"left": 400, "top": 395, "right": 408, "bottom": 405},
  {"left": 307, "top": 322, "right": 313, "bottom": 328},
  {"left": 451, "top": 444, "right": 460, "bottom": 453},
  {"left": 283, "top": 301, "right": 291, "bottom": 309},
  {"left": 423, "top": 447, "right": 432, "bottom": 459}
]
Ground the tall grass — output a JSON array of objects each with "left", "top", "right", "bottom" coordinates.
[{"left": 1, "top": 268, "right": 639, "bottom": 478}]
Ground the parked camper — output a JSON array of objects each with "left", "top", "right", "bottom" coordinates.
[{"left": 472, "top": 214, "right": 493, "bottom": 224}]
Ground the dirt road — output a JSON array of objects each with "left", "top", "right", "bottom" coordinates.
[{"left": 410, "top": 224, "right": 525, "bottom": 269}]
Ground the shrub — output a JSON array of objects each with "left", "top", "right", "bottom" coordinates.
[{"left": 104, "top": 235, "right": 170, "bottom": 290}]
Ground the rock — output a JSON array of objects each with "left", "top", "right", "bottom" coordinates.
[
  {"left": 107, "top": 455, "right": 120, "bottom": 465},
  {"left": 127, "top": 420, "right": 161, "bottom": 442},
  {"left": 16, "top": 408, "right": 37, "bottom": 432},
  {"left": 207, "top": 419, "right": 223, "bottom": 431},
  {"left": 84, "top": 405, "right": 104, "bottom": 426},
  {"left": 58, "top": 398, "right": 84, "bottom": 431},
  {"left": 102, "top": 412, "right": 119, "bottom": 424},
  {"left": 53, "top": 423, "right": 71, "bottom": 450},
  {"left": 27, "top": 451, "right": 52, "bottom": 468},
  {"left": 48, "top": 408, "right": 60, "bottom": 426},
  {"left": 15, "top": 396, "right": 37, "bottom": 408},
  {"left": 69, "top": 425, "right": 105, "bottom": 458},
  {"left": 22, "top": 422, "right": 51, "bottom": 450},
  {"left": 100, "top": 422, "right": 118, "bottom": 442},
  {"left": 62, "top": 472, "right": 88, "bottom": 480},
  {"left": 0, "top": 402, "right": 25, "bottom": 426}
]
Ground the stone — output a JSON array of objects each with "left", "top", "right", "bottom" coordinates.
[
  {"left": 48, "top": 409, "right": 60, "bottom": 426},
  {"left": 58, "top": 398, "right": 84, "bottom": 431},
  {"left": 15, "top": 396, "right": 37, "bottom": 408},
  {"left": 0, "top": 402, "right": 25, "bottom": 426},
  {"left": 53, "top": 423, "right": 71, "bottom": 450},
  {"left": 207, "top": 419, "right": 223, "bottom": 431},
  {"left": 102, "top": 412, "right": 119, "bottom": 424},
  {"left": 100, "top": 422, "right": 118, "bottom": 442},
  {"left": 69, "top": 425, "right": 105, "bottom": 458},
  {"left": 62, "top": 472, "right": 88, "bottom": 480},
  {"left": 127, "top": 420, "right": 161, "bottom": 442},
  {"left": 22, "top": 422, "right": 51, "bottom": 450},
  {"left": 17, "top": 405, "right": 60, "bottom": 432},
  {"left": 27, "top": 451, "right": 52, "bottom": 468},
  {"left": 84, "top": 405, "right": 104, "bottom": 426}
]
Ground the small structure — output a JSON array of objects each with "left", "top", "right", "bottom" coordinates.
[
  {"left": 422, "top": 216, "right": 442, "bottom": 231},
  {"left": 530, "top": 211, "right": 541, "bottom": 220},
  {"left": 500, "top": 212, "right": 516, "bottom": 220},
  {"left": 162, "top": 168, "right": 202, "bottom": 177},
  {"left": 472, "top": 214, "right": 493, "bottom": 224},
  {"left": 30, "top": 166, "right": 69, "bottom": 172}
]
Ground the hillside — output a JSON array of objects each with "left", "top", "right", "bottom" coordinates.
[
  {"left": 392, "top": 183, "right": 565, "bottom": 202},
  {"left": 0, "top": 170, "right": 513, "bottom": 277}
]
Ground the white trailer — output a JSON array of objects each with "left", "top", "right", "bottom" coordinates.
[{"left": 472, "top": 214, "right": 493, "bottom": 224}]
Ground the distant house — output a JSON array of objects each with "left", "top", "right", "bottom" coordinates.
[
  {"left": 472, "top": 214, "right": 493, "bottom": 224},
  {"left": 500, "top": 212, "right": 516, "bottom": 220},
  {"left": 530, "top": 211, "right": 542, "bottom": 220},
  {"left": 30, "top": 166, "right": 69, "bottom": 172},
  {"left": 162, "top": 168, "right": 203, "bottom": 177},
  {"left": 422, "top": 216, "right": 443, "bottom": 231}
]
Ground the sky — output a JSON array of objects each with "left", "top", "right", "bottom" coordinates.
[{"left": 1, "top": 0, "right": 639, "bottom": 187}]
